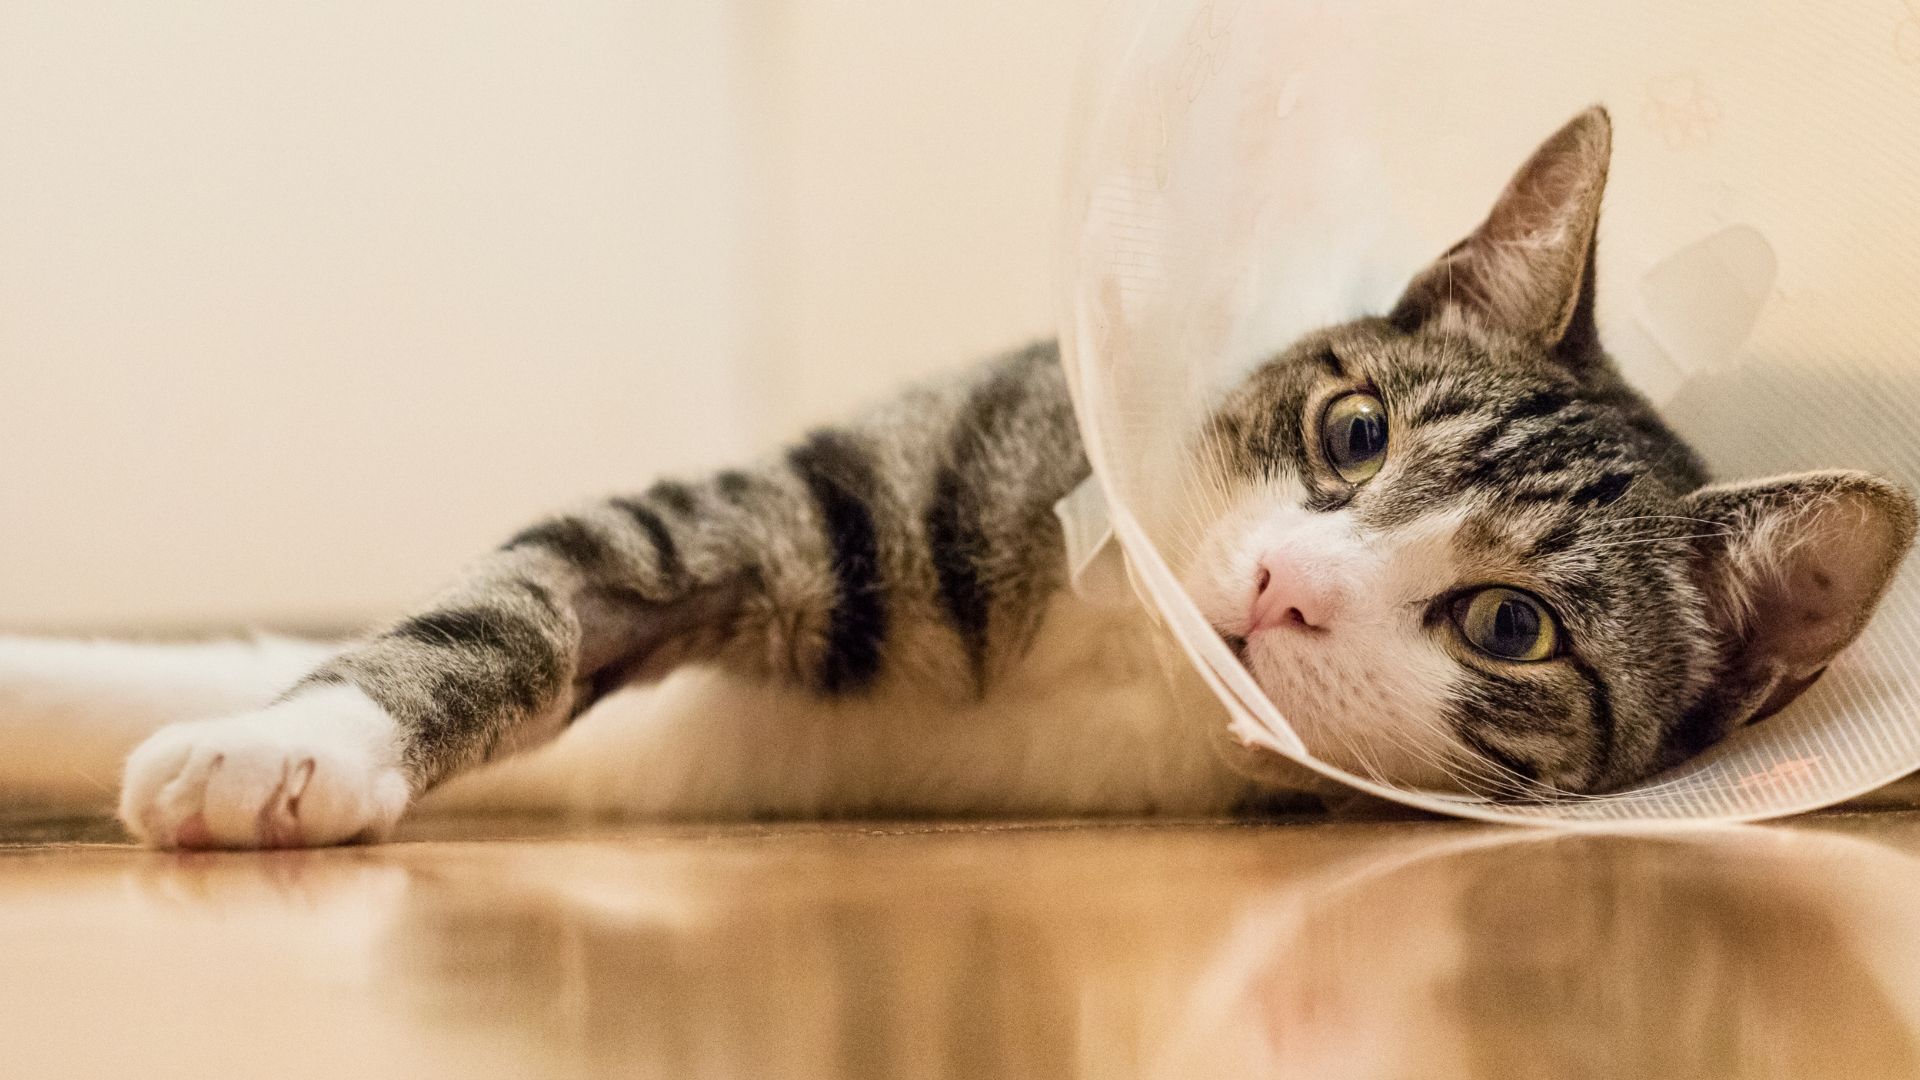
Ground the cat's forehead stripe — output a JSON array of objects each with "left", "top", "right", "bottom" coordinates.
[{"left": 1417, "top": 389, "right": 1643, "bottom": 514}]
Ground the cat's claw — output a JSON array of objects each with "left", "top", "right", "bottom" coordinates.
[{"left": 119, "top": 686, "right": 410, "bottom": 850}]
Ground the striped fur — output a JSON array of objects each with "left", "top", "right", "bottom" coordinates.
[
  {"left": 300, "top": 342, "right": 1087, "bottom": 792},
  {"left": 1186, "top": 108, "right": 1915, "bottom": 796},
  {"left": 101, "top": 107, "right": 1916, "bottom": 846}
]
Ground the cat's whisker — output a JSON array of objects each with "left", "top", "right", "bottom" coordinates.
[
  {"left": 1332, "top": 709, "right": 1403, "bottom": 790},
  {"left": 1389, "top": 704, "right": 1613, "bottom": 804},
  {"left": 1379, "top": 721, "right": 1540, "bottom": 801},
  {"left": 1578, "top": 531, "right": 1736, "bottom": 554},
  {"left": 1320, "top": 695, "right": 1540, "bottom": 801},
  {"left": 1580, "top": 516, "right": 1724, "bottom": 530}
]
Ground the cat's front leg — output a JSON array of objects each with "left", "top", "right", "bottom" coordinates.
[
  {"left": 121, "top": 486, "right": 753, "bottom": 849},
  {"left": 118, "top": 345, "right": 1082, "bottom": 846}
]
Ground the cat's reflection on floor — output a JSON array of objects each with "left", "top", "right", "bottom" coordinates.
[
  {"left": 1153, "top": 830, "right": 1920, "bottom": 1079},
  {"left": 117, "top": 823, "right": 1920, "bottom": 1079}
]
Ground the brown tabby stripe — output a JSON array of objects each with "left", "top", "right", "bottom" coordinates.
[
  {"left": 1455, "top": 726, "right": 1541, "bottom": 793},
  {"left": 788, "top": 429, "right": 889, "bottom": 692},
  {"left": 503, "top": 516, "right": 613, "bottom": 569},
  {"left": 646, "top": 479, "right": 700, "bottom": 517},
  {"left": 924, "top": 355, "right": 1044, "bottom": 686},
  {"left": 609, "top": 496, "right": 685, "bottom": 584},
  {"left": 925, "top": 465, "right": 991, "bottom": 684},
  {"left": 715, "top": 469, "right": 759, "bottom": 505}
]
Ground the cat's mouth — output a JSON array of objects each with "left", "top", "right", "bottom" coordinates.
[
  {"left": 1222, "top": 630, "right": 1309, "bottom": 676},
  {"left": 1220, "top": 626, "right": 1331, "bottom": 668}
]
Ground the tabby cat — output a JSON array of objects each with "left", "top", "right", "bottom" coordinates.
[{"left": 16, "top": 107, "right": 1916, "bottom": 847}]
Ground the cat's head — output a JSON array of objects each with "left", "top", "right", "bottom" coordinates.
[{"left": 1184, "top": 107, "right": 1918, "bottom": 796}]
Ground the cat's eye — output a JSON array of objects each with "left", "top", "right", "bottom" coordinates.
[
  {"left": 1454, "top": 587, "right": 1559, "bottom": 662},
  {"left": 1321, "top": 392, "right": 1389, "bottom": 483}
]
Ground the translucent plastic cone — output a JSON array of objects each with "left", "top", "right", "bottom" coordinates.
[{"left": 1058, "top": 0, "right": 1920, "bottom": 824}]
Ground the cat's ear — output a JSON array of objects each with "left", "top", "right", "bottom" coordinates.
[
  {"left": 1683, "top": 471, "right": 1917, "bottom": 729},
  {"left": 1390, "top": 106, "right": 1611, "bottom": 354}
]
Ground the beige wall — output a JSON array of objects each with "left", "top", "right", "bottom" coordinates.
[
  {"left": 742, "top": 2, "right": 1100, "bottom": 435},
  {"left": 0, "top": 2, "right": 1101, "bottom": 632}
]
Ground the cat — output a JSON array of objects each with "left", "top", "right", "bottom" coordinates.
[{"left": 6, "top": 106, "right": 1914, "bottom": 848}]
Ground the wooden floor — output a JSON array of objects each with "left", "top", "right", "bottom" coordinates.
[{"left": 6, "top": 803, "right": 1920, "bottom": 1079}]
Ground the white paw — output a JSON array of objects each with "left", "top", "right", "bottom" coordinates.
[{"left": 119, "top": 684, "right": 412, "bottom": 850}]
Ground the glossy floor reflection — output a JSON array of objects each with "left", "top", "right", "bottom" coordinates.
[{"left": 5, "top": 809, "right": 1920, "bottom": 1079}]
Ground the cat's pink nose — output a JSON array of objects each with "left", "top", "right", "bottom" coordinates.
[{"left": 1250, "top": 552, "right": 1345, "bottom": 633}]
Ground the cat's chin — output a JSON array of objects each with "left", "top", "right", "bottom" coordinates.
[{"left": 1223, "top": 630, "right": 1470, "bottom": 795}]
